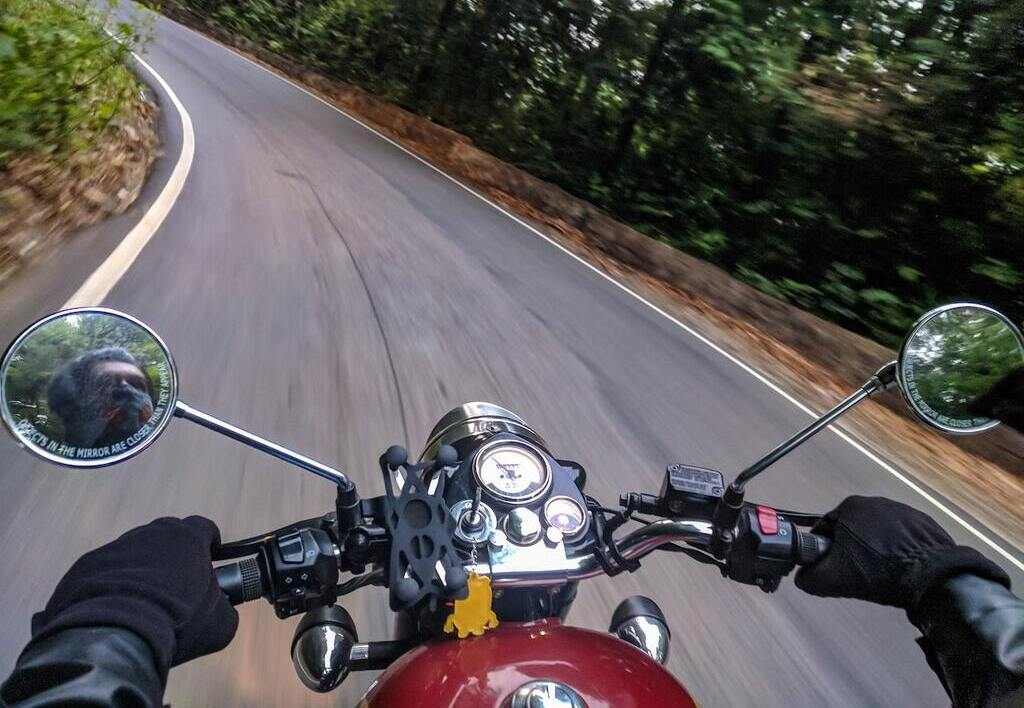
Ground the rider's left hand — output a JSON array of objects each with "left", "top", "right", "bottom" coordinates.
[{"left": 29, "top": 516, "right": 239, "bottom": 682}]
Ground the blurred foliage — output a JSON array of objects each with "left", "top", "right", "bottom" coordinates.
[
  {"left": 180, "top": 0, "right": 1023, "bottom": 345},
  {"left": 0, "top": 0, "right": 145, "bottom": 165}
]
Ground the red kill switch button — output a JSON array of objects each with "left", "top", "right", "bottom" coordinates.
[{"left": 756, "top": 505, "right": 779, "bottom": 535}]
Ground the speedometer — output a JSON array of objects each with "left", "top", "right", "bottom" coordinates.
[{"left": 473, "top": 440, "right": 551, "bottom": 504}]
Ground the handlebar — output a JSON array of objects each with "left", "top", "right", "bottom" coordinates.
[
  {"left": 464, "top": 518, "right": 715, "bottom": 587},
  {"left": 216, "top": 557, "right": 267, "bottom": 605},
  {"left": 216, "top": 513, "right": 831, "bottom": 602},
  {"left": 464, "top": 517, "right": 831, "bottom": 589}
]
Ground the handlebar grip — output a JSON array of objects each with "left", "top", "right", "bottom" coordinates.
[
  {"left": 794, "top": 530, "right": 831, "bottom": 565},
  {"left": 216, "top": 557, "right": 266, "bottom": 605}
]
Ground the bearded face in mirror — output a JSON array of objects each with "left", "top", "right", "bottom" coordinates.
[{"left": 46, "top": 347, "right": 155, "bottom": 449}]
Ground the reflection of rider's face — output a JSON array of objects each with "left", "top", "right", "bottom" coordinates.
[
  {"left": 89, "top": 361, "right": 154, "bottom": 446},
  {"left": 46, "top": 346, "right": 157, "bottom": 450}
]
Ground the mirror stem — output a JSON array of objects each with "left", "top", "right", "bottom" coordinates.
[
  {"left": 734, "top": 361, "right": 897, "bottom": 490},
  {"left": 173, "top": 401, "right": 355, "bottom": 492},
  {"left": 709, "top": 361, "right": 896, "bottom": 559}
]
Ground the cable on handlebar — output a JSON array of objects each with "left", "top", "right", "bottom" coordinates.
[
  {"left": 588, "top": 504, "right": 642, "bottom": 576},
  {"left": 337, "top": 569, "right": 385, "bottom": 597}
]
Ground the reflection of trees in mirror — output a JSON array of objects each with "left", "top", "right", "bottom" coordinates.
[
  {"left": 903, "top": 309, "right": 1024, "bottom": 427},
  {"left": 3, "top": 314, "right": 169, "bottom": 447}
]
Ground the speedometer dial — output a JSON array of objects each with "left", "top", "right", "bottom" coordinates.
[{"left": 474, "top": 440, "right": 551, "bottom": 504}]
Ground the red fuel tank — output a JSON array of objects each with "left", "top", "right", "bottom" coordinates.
[{"left": 360, "top": 619, "right": 697, "bottom": 707}]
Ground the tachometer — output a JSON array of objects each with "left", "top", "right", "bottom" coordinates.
[
  {"left": 543, "top": 496, "right": 588, "bottom": 539},
  {"left": 474, "top": 440, "right": 551, "bottom": 504}
]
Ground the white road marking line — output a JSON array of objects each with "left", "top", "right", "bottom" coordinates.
[
  {"left": 169, "top": 17, "right": 1024, "bottom": 571},
  {"left": 62, "top": 49, "right": 194, "bottom": 308}
]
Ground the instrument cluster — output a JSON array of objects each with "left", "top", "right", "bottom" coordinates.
[{"left": 445, "top": 435, "right": 591, "bottom": 560}]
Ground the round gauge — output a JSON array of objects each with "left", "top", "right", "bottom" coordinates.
[
  {"left": 473, "top": 440, "right": 551, "bottom": 504},
  {"left": 543, "top": 496, "right": 588, "bottom": 539}
]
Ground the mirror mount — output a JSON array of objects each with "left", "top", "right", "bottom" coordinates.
[
  {"left": 709, "top": 361, "right": 896, "bottom": 559},
  {"left": 172, "top": 401, "right": 361, "bottom": 532},
  {"left": 173, "top": 401, "right": 353, "bottom": 490},
  {"left": 0, "top": 307, "right": 362, "bottom": 534},
  {"left": 733, "top": 360, "right": 896, "bottom": 492}
]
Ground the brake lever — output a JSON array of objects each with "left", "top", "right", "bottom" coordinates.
[
  {"left": 659, "top": 542, "right": 726, "bottom": 569},
  {"left": 770, "top": 508, "right": 822, "bottom": 527}
]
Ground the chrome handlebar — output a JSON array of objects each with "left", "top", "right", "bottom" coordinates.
[{"left": 465, "top": 518, "right": 713, "bottom": 588}]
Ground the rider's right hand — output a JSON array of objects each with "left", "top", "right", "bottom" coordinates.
[{"left": 794, "top": 496, "right": 1010, "bottom": 611}]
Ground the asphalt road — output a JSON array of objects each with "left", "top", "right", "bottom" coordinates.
[{"left": 1, "top": 9, "right": 1021, "bottom": 706}]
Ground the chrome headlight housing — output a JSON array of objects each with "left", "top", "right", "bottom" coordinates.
[{"left": 420, "top": 402, "right": 548, "bottom": 461}]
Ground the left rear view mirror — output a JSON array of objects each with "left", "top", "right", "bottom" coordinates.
[
  {"left": 0, "top": 308, "right": 178, "bottom": 468},
  {"left": 2, "top": 308, "right": 350, "bottom": 487}
]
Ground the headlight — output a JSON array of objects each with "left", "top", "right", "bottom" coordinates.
[{"left": 420, "top": 401, "right": 548, "bottom": 461}]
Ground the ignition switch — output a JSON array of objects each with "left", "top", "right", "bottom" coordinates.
[{"left": 450, "top": 496, "right": 497, "bottom": 546}]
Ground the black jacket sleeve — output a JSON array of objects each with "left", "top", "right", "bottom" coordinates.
[
  {"left": 0, "top": 627, "right": 163, "bottom": 707},
  {"left": 911, "top": 574, "right": 1024, "bottom": 707}
]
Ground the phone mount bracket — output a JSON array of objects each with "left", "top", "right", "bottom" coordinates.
[{"left": 379, "top": 445, "right": 467, "bottom": 612}]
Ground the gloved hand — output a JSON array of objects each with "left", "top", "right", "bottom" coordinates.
[
  {"left": 30, "top": 516, "right": 238, "bottom": 683},
  {"left": 795, "top": 496, "right": 1009, "bottom": 611}
]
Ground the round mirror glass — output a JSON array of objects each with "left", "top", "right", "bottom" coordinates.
[
  {"left": 0, "top": 308, "right": 178, "bottom": 467},
  {"left": 898, "top": 303, "right": 1024, "bottom": 434}
]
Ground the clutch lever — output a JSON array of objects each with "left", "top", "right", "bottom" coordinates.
[{"left": 214, "top": 513, "right": 337, "bottom": 561}]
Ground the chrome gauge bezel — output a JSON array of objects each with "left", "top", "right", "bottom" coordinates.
[
  {"left": 542, "top": 496, "right": 589, "bottom": 540},
  {"left": 472, "top": 438, "right": 552, "bottom": 505}
]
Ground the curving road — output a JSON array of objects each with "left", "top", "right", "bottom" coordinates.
[{"left": 1, "top": 9, "right": 1021, "bottom": 706}]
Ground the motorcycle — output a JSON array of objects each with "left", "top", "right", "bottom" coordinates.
[{"left": 1, "top": 302, "right": 1022, "bottom": 706}]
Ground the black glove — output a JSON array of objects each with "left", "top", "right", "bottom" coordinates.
[
  {"left": 795, "top": 496, "right": 1009, "bottom": 611},
  {"left": 30, "top": 516, "right": 239, "bottom": 683}
]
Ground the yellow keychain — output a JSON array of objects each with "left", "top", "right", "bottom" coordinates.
[{"left": 444, "top": 571, "right": 499, "bottom": 639}]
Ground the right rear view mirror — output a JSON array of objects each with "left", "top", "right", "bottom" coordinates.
[{"left": 897, "top": 303, "right": 1024, "bottom": 435}]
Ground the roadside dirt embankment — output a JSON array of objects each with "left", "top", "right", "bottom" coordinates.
[
  {"left": 162, "top": 3, "right": 1024, "bottom": 547},
  {"left": 0, "top": 91, "right": 158, "bottom": 288}
]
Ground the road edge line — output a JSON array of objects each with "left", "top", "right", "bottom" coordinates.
[
  {"left": 62, "top": 49, "right": 195, "bottom": 309},
  {"left": 170, "top": 17, "right": 1023, "bottom": 571}
]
